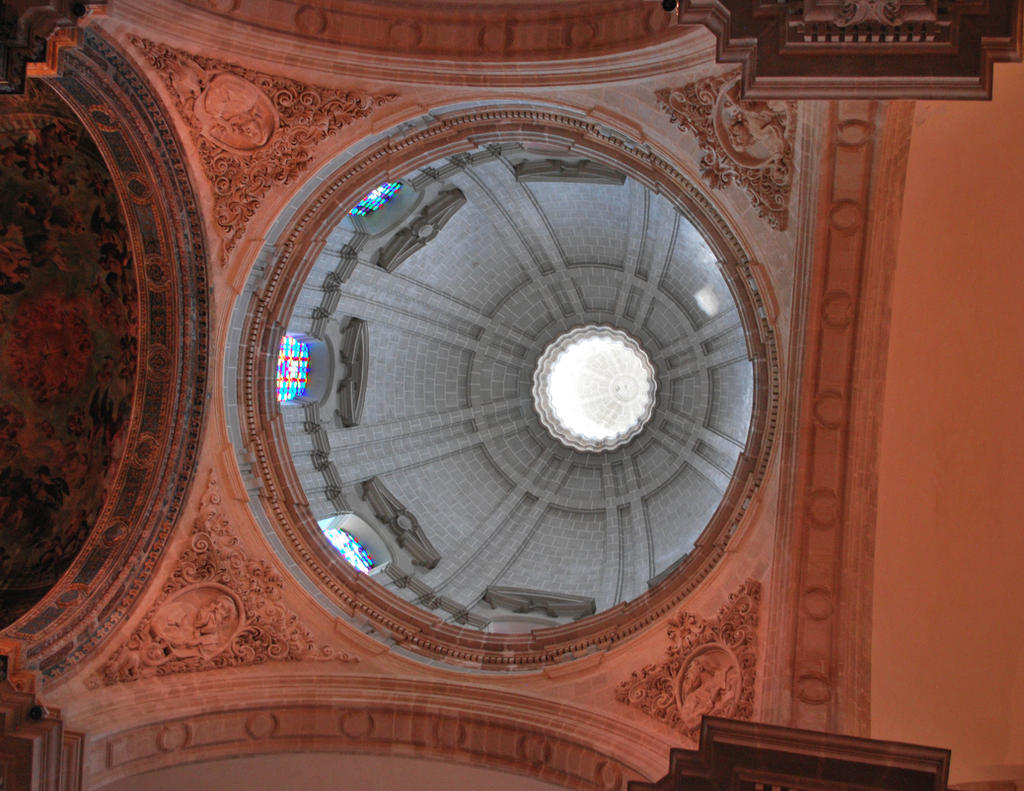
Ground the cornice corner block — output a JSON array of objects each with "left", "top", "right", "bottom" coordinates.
[
  {"left": 0, "top": 641, "right": 81, "bottom": 791},
  {"left": 336, "top": 318, "right": 368, "bottom": 429},
  {"left": 0, "top": 1, "right": 89, "bottom": 95},
  {"left": 514, "top": 158, "right": 626, "bottom": 185},
  {"left": 663, "top": 0, "right": 1024, "bottom": 99},
  {"left": 632, "top": 717, "right": 951, "bottom": 791}
]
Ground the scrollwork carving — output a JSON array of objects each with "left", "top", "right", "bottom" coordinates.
[
  {"left": 656, "top": 74, "right": 794, "bottom": 231},
  {"left": 99, "top": 473, "right": 356, "bottom": 684},
  {"left": 615, "top": 579, "right": 760, "bottom": 740},
  {"left": 129, "top": 37, "right": 396, "bottom": 258}
]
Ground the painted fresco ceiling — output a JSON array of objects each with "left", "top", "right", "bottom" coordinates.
[{"left": 0, "top": 83, "right": 138, "bottom": 628}]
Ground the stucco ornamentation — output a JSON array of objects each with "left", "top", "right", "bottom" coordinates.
[
  {"left": 99, "top": 473, "right": 356, "bottom": 684},
  {"left": 616, "top": 579, "right": 760, "bottom": 740},
  {"left": 129, "top": 37, "right": 396, "bottom": 257},
  {"left": 656, "top": 74, "right": 794, "bottom": 231}
]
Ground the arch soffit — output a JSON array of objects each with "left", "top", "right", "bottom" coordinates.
[
  {"left": 103, "top": 0, "right": 712, "bottom": 88},
  {"left": 83, "top": 674, "right": 667, "bottom": 791},
  {"left": 233, "top": 102, "right": 782, "bottom": 671}
]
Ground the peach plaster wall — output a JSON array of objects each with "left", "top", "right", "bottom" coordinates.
[{"left": 872, "top": 62, "right": 1024, "bottom": 784}]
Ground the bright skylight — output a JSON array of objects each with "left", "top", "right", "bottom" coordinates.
[{"left": 533, "top": 326, "right": 656, "bottom": 452}]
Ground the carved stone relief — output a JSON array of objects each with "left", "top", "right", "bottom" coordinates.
[
  {"left": 785, "top": 0, "right": 947, "bottom": 38},
  {"left": 514, "top": 159, "right": 626, "bottom": 185},
  {"left": 656, "top": 73, "right": 795, "bottom": 231},
  {"left": 99, "top": 473, "right": 356, "bottom": 684},
  {"left": 336, "top": 318, "right": 368, "bottom": 428},
  {"left": 483, "top": 586, "right": 596, "bottom": 620},
  {"left": 129, "top": 37, "right": 396, "bottom": 257},
  {"left": 360, "top": 477, "right": 440, "bottom": 569},
  {"left": 375, "top": 188, "right": 466, "bottom": 273},
  {"left": 616, "top": 579, "right": 760, "bottom": 740}
]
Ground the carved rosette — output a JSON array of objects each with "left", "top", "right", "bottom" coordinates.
[
  {"left": 656, "top": 74, "right": 794, "bottom": 231},
  {"left": 616, "top": 579, "right": 760, "bottom": 740},
  {"left": 129, "top": 37, "right": 396, "bottom": 257},
  {"left": 99, "top": 474, "right": 356, "bottom": 684}
]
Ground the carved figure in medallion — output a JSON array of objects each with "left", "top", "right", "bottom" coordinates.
[
  {"left": 194, "top": 73, "right": 277, "bottom": 152},
  {"left": 149, "top": 585, "right": 243, "bottom": 660},
  {"left": 616, "top": 579, "right": 759, "bottom": 741},
  {"left": 714, "top": 81, "right": 790, "bottom": 169},
  {"left": 130, "top": 38, "right": 396, "bottom": 259},
  {"left": 676, "top": 645, "right": 741, "bottom": 731},
  {"left": 98, "top": 473, "right": 356, "bottom": 684},
  {"left": 656, "top": 74, "right": 795, "bottom": 230}
]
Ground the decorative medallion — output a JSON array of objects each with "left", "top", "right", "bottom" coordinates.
[
  {"left": 99, "top": 473, "right": 356, "bottom": 684},
  {"left": 616, "top": 579, "right": 760, "bottom": 740},
  {"left": 129, "top": 37, "right": 396, "bottom": 257},
  {"left": 656, "top": 74, "right": 795, "bottom": 231}
]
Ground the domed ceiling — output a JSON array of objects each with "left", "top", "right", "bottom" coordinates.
[
  {"left": 0, "top": 83, "right": 138, "bottom": 628},
  {"left": 278, "top": 143, "right": 755, "bottom": 631}
]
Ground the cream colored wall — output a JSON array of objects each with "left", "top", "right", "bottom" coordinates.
[{"left": 873, "top": 62, "right": 1024, "bottom": 784}]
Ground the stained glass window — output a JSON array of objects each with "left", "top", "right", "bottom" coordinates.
[
  {"left": 349, "top": 182, "right": 402, "bottom": 216},
  {"left": 276, "top": 336, "right": 309, "bottom": 402},
  {"left": 322, "top": 526, "right": 374, "bottom": 573}
]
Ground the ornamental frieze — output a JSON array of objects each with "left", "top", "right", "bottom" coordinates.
[
  {"left": 656, "top": 74, "right": 795, "bottom": 231},
  {"left": 98, "top": 473, "right": 356, "bottom": 684},
  {"left": 616, "top": 579, "right": 760, "bottom": 740},
  {"left": 129, "top": 37, "right": 396, "bottom": 258}
]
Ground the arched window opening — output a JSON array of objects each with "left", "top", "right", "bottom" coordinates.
[
  {"left": 322, "top": 526, "right": 373, "bottom": 573},
  {"left": 317, "top": 513, "right": 391, "bottom": 574},
  {"left": 349, "top": 182, "right": 402, "bottom": 216},
  {"left": 276, "top": 336, "right": 309, "bottom": 402}
]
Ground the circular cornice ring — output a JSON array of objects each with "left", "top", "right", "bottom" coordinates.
[{"left": 235, "top": 103, "right": 779, "bottom": 670}]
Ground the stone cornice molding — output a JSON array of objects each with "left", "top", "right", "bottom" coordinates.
[
  {"left": 234, "top": 104, "right": 781, "bottom": 671},
  {"left": 104, "top": 0, "right": 714, "bottom": 87},
  {"left": 669, "top": 0, "right": 1024, "bottom": 98},
  {"left": 633, "top": 716, "right": 950, "bottom": 791}
]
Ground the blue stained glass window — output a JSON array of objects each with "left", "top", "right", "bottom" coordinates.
[
  {"left": 322, "top": 526, "right": 374, "bottom": 573},
  {"left": 276, "top": 336, "right": 309, "bottom": 402},
  {"left": 349, "top": 182, "right": 402, "bottom": 216}
]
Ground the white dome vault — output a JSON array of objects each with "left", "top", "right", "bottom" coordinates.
[
  {"left": 271, "top": 141, "right": 754, "bottom": 631},
  {"left": 231, "top": 109, "right": 778, "bottom": 662}
]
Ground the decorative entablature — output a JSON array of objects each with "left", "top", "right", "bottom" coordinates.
[
  {"left": 0, "top": 0, "right": 84, "bottom": 95},
  {"left": 662, "top": 0, "right": 1024, "bottom": 98},
  {"left": 0, "top": 641, "right": 82, "bottom": 791},
  {"left": 631, "top": 716, "right": 950, "bottom": 791}
]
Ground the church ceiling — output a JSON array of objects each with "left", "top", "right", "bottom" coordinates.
[
  {"left": 0, "top": 83, "right": 138, "bottom": 628},
  {"left": 280, "top": 148, "right": 756, "bottom": 627}
]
